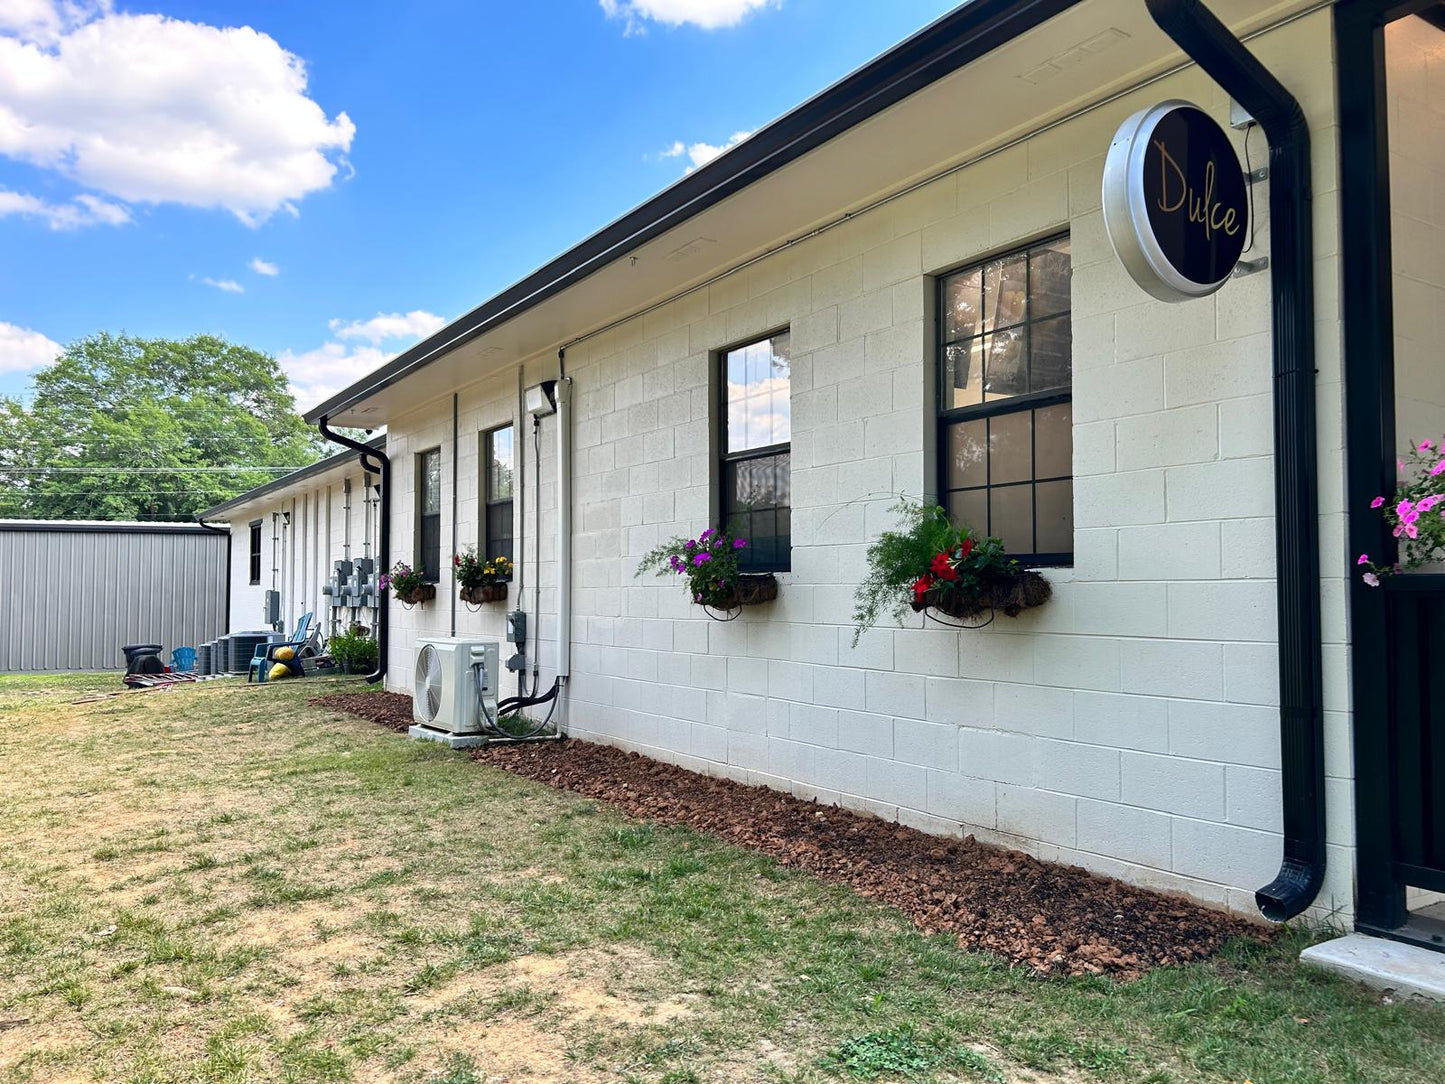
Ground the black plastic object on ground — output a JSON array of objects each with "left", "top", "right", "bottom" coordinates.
[{"left": 121, "top": 644, "right": 164, "bottom": 676}]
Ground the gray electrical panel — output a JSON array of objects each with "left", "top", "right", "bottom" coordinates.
[{"left": 263, "top": 590, "right": 281, "bottom": 625}]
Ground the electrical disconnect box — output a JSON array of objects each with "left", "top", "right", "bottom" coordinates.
[
  {"left": 263, "top": 590, "right": 281, "bottom": 626},
  {"left": 506, "top": 610, "right": 526, "bottom": 644}
]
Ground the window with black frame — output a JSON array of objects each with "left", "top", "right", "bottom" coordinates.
[
  {"left": 720, "top": 330, "right": 791, "bottom": 572},
  {"left": 417, "top": 447, "right": 442, "bottom": 582},
  {"left": 248, "top": 521, "right": 262, "bottom": 585},
  {"left": 482, "top": 425, "right": 514, "bottom": 573},
  {"left": 938, "top": 235, "right": 1073, "bottom": 563}
]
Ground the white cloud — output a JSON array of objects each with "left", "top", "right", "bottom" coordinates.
[
  {"left": 0, "top": 2, "right": 354, "bottom": 226},
  {"left": 0, "top": 320, "right": 63, "bottom": 374},
  {"left": 329, "top": 310, "right": 446, "bottom": 345},
  {"left": 278, "top": 341, "right": 388, "bottom": 413},
  {"left": 0, "top": 186, "right": 129, "bottom": 228},
  {"left": 658, "top": 130, "right": 754, "bottom": 172},
  {"left": 601, "top": 0, "right": 775, "bottom": 32},
  {"left": 249, "top": 257, "right": 280, "bottom": 276},
  {"left": 280, "top": 310, "right": 446, "bottom": 411},
  {"left": 202, "top": 277, "right": 244, "bottom": 294}
]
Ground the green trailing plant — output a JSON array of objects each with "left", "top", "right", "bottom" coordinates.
[
  {"left": 454, "top": 548, "right": 511, "bottom": 590},
  {"left": 327, "top": 626, "right": 378, "bottom": 674},
  {"left": 851, "top": 498, "right": 1047, "bottom": 644}
]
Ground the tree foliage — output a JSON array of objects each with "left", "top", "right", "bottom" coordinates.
[{"left": 0, "top": 333, "right": 323, "bottom": 521}]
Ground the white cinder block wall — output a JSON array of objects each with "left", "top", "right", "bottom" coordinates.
[
  {"left": 225, "top": 468, "right": 382, "bottom": 639},
  {"left": 384, "top": 11, "right": 1354, "bottom": 918}
]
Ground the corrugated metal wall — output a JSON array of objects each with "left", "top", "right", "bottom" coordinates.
[{"left": 0, "top": 522, "right": 227, "bottom": 671}]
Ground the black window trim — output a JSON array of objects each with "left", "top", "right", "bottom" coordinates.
[
  {"left": 480, "top": 423, "right": 515, "bottom": 580},
  {"left": 934, "top": 230, "right": 1074, "bottom": 568},
  {"left": 247, "top": 519, "right": 263, "bottom": 586},
  {"left": 415, "top": 446, "right": 443, "bottom": 584},
  {"left": 716, "top": 326, "right": 792, "bottom": 574}
]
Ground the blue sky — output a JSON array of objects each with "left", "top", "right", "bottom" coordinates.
[{"left": 0, "top": 0, "right": 957, "bottom": 408}]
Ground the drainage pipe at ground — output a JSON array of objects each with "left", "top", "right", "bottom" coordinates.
[
  {"left": 320, "top": 418, "right": 391, "bottom": 687},
  {"left": 1146, "top": 0, "right": 1325, "bottom": 922}
]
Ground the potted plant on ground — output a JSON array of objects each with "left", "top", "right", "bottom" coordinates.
[
  {"left": 327, "top": 625, "right": 379, "bottom": 675},
  {"left": 456, "top": 548, "right": 511, "bottom": 605},
  {"left": 1358, "top": 435, "right": 1445, "bottom": 585},
  {"left": 636, "top": 528, "right": 777, "bottom": 615},
  {"left": 851, "top": 498, "right": 1050, "bottom": 644},
  {"left": 380, "top": 560, "right": 434, "bottom": 607}
]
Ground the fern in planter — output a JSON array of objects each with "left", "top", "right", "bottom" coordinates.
[{"left": 851, "top": 498, "right": 1049, "bottom": 644}]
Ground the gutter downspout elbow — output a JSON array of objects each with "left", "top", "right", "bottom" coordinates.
[
  {"left": 319, "top": 419, "right": 390, "bottom": 686},
  {"left": 1146, "top": 0, "right": 1325, "bottom": 922}
]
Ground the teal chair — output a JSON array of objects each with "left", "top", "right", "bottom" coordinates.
[
  {"left": 248, "top": 612, "right": 314, "bottom": 683},
  {"left": 171, "top": 646, "right": 197, "bottom": 673}
]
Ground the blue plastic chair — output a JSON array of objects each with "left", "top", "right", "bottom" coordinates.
[
  {"left": 248, "top": 612, "right": 314, "bottom": 683},
  {"left": 171, "top": 647, "right": 197, "bottom": 673}
]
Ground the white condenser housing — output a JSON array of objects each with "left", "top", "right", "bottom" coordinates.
[{"left": 412, "top": 638, "right": 501, "bottom": 735}]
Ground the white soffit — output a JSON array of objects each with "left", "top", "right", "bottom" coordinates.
[{"left": 332, "top": 0, "right": 1314, "bottom": 427}]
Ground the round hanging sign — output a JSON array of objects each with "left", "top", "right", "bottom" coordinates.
[{"left": 1102, "top": 100, "right": 1249, "bottom": 302}]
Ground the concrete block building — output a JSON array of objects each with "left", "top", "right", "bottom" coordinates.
[{"left": 215, "top": 0, "right": 1445, "bottom": 947}]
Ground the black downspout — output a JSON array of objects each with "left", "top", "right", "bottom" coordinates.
[
  {"left": 194, "top": 516, "right": 232, "bottom": 636},
  {"left": 320, "top": 419, "right": 389, "bottom": 686},
  {"left": 1145, "top": 0, "right": 1324, "bottom": 921}
]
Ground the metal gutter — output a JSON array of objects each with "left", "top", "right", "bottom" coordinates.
[
  {"left": 319, "top": 417, "right": 390, "bottom": 686},
  {"left": 194, "top": 515, "right": 233, "bottom": 638},
  {"left": 0, "top": 519, "right": 219, "bottom": 534},
  {"left": 198, "top": 435, "right": 386, "bottom": 520},
  {"left": 302, "top": 0, "right": 1080, "bottom": 425},
  {"left": 1146, "top": 0, "right": 1325, "bottom": 922}
]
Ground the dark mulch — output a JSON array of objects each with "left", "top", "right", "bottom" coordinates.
[
  {"left": 310, "top": 692, "right": 413, "bottom": 732},
  {"left": 316, "top": 690, "right": 1268, "bottom": 978}
]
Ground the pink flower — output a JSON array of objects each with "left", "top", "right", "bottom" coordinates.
[
  {"left": 1405, "top": 523, "right": 1419, "bottom": 540},
  {"left": 1432, "top": 460, "right": 1445, "bottom": 477},
  {"left": 1363, "top": 572, "right": 1381, "bottom": 588},
  {"left": 1370, "top": 496, "right": 1386, "bottom": 508},
  {"left": 1421, "top": 440, "right": 1434, "bottom": 452},
  {"left": 1357, "top": 554, "right": 1370, "bottom": 566},
  {"left": 693, "top": 552, "right": 712, "bottom": 566},
  {"left": 733, "top": 538, "right": 747, "bottom": 549},
  {"left": 1397, "top": 499, "right": 1415, "bottom": 520}
]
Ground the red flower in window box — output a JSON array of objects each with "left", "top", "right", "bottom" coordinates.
[
  {"left": 929, "top": 552, "right": 958, "bottom": 581},
  {"left": 912, "top": 574, "right": 935, "bottom": 603}
]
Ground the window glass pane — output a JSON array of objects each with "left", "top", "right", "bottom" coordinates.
[
  {"left": 949, "top": 488, "right": 988, "bottom": 534},
  {"left": 943, "top": 267, "right": 982, "bottom": 342},
  {"left": 1034, "top": 402, "right": 1073, "bottom": 479},
  {"left": 726, "top": 333, "right": 791, "bottom": 451},
  {"left": 984, "top": 254, "right": 1028, "bottom": 331},
  {"left": 989, "top": 410, "right": 1032, "bottom": 485},
  {"left": 1030, "top": 238, "right": 1072, "bottom": 319},
  {"left": 488, "top": 427, "right": 514, "bottom": 499},
  {"left": 1030, "top": 313, "right": 1072, "bottom": 393},
  {"left": 421, "top": 450, "right": 441, "bottom": 515},
  {"left": 990, "top": 484, "right": 1033, "bottom": 554},
  {"left": 947, "top": 419, "right": 987, "bottom": 489},
  {"left": 1036, "top": 479, "right": 1073, "bottom": 553},
  {"left": 984, "top": 327, "right": 1027, "bottom": 399},
  {"left": 944, "top": 341, "right": 984, "bottom": 408}
]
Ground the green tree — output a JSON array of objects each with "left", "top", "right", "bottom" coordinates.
[{"left": 0, "top": 333, "right": 323, "bottom": 521}]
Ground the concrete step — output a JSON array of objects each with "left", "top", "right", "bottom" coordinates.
[{"left": 1300, "top": 933, "right": 1445, "bottom": 1001}]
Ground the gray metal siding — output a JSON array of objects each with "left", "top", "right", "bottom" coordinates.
[{"left": 0, "top": 526, "right": 227, "bottom": 671}]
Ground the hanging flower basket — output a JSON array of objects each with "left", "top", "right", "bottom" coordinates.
[
  {"left": 851, "top": 498, "right": 1051, "bottom": 644},
  {"left": 696, "top": 572, "right": 779, "bottom": 612},
  {"left": 911, "top": 569, "right": 1051, "bottom": 621},
  {"left": 395, "top": 583, "right": 436, "bottom": 607},
  {"left": 460, "top": 583, "right": 508, "bottom": 605}
]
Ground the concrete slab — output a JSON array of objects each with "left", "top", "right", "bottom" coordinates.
[
  {"left": 408, "top": 724, "right": 490, "bottom": 750},
  {"left": 1300, "top": 933, "right": 1445, "bottom": 1001}
]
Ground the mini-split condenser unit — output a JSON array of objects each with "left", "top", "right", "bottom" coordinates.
[{"left": 412, "top": 638, "right": 500, "bottom": 734}]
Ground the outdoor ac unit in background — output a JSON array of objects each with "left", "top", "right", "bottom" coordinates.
[{"left": 412, "top": 638, "right": 500, "bottom": 734}]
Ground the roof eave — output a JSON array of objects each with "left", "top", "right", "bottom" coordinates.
[{"left": 303, "top": 0, "right": 1078, "bottom": 424}]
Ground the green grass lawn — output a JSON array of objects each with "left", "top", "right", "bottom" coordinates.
[{"left": 0, "top": 673, "right": 1440, "bottom": 1084}]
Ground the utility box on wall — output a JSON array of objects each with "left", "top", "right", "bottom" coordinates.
[{"left": 263, "top": 590, "right": 281, "bottom": 626}]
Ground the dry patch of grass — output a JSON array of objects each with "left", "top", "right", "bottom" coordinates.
[{"left": 1, "top": 673, "right": 1442, "bottom": 1084}]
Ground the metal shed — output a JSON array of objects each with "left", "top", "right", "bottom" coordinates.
[{"left": 0, "top": 520, "right": 227, "bottom": 672}]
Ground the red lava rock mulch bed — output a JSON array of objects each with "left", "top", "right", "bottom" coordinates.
[
  {"left": 314, "top": 690, "right": 1267, "bottom": 978},
  {"left": 311, "top": 692, "right": 414, "bottom": 732}
]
